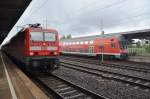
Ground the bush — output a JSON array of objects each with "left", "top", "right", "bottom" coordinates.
[{"left": 145, "top": 46, "right": 150, "bottom": 53}]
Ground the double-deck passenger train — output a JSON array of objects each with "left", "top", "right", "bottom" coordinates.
[
  {"left": 2, "top": 24, "right": 60, "bottom": 72},
  {"left": 60, "top": 34, "right": 128, "bottom": 59}
]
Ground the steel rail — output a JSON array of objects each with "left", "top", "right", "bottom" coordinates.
[
  {"left": 61, "top": 61, "right": 150, "bottom": 90},
  {"left": 60, "top": 56, "right": 150, "bottom": 73},
  {"left": 34, "top": 74, "right": 107, "bottom": 99}
]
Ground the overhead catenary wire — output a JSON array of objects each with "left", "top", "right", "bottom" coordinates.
[
  {"left": 22, "top": 0, "right": 49, "bottom": 23},
  {"left": 104, "top": 12, "right": 150, "bottom": 27},
  {"left": 29, "top": 0, "right": 49, "bottom": 15},
  {"left": 23, "top": 0, "right": 128, "bottom": 25},
  {"left": 21, "top": 0, "right": 149, "bottom": 32},
  {"left": 72, "top": 0, "right": 128, "bottom": 17}
]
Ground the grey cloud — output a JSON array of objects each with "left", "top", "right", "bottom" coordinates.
[{"left": 6, "top": 0, "right": 150, "bottom": 38}]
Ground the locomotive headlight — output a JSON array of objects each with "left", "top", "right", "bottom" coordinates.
[{"left": 29, "top": 52, "right": 34, "bottom": 56}]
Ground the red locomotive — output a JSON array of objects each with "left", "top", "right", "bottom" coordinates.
[
  {"left": 60, "top": 34, "right": 128, "bottom": 59},
  {"left": 2, "top": 24, "right": 60, "bottom": 72}
]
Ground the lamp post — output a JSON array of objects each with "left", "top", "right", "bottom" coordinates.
[
  {"left": 99, "top": 42, "right": 104, "bottom": 62},
  {"left": 100, "top": 17, "right": 104, "bottom": 62},
  {"left": 101, "top": 31, "right": 104, "bottom": 62}
]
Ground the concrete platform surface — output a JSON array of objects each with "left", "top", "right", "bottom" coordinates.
[
  {"left": 0, "top": 53, "right": 12, "bottom": 99},
  {"left": 0, "top": 52, "right": 49, "bottom": 99},
  {"left": 128, "top": 55, "right": 150, "bottom": 63}
]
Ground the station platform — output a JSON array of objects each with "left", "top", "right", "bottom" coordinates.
[
  {"left": 0, "top": 52, "right": 49, "bottom": 99},
  {"left": 128, "top": 55, "right": 150, "bottom": 63}
]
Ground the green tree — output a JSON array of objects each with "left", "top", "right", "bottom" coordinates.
[
  {"left": 60, "top": 35, "right": 66, "bottom": 40},
  {"left": 136, "top": 41, "right": 141, "bottom": 48},
  {"left": 145, "top": 45, "right": 150, "bottom": 53},
  {"left": 66, "top": 34, "right": 72, "bottom": 39}
]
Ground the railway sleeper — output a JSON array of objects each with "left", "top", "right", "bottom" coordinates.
[{"left": 62, "top": 64, "right": 150, "bottom": 90}]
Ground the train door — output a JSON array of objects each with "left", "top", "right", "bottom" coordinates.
[{"left": 88, "top": 46, "right": 94, "bottom": 53}]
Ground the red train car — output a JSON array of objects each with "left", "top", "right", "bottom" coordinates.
[
  {"left": 60, "top": 34, "right": 128, "bottom": 59},
  {"left": 2, "top": 24, "right": 60, "bottom": 72}
]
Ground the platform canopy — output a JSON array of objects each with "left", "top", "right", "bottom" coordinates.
[
  {"left": 120, "top": 29, "right": 150, "bottom": 40},
  {"left": 0, "top": 0, "right": 32, "bottom": 44}
]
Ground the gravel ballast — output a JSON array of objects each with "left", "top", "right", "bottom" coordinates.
[{"left": 53, "top": 66, "right": 150, "bottom": 99}]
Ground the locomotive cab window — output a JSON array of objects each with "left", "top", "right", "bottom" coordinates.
[
  {"left": 30, "top": 32, "right": 43, "bottom": 41},
  {"left": 30, "top": 32, "right": 56, "bottom": 41},
  {"left": 44, "top": 32, "right": 56, "bottom": 41}
]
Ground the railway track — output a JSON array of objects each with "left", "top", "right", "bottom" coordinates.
[
  {"left": 60, "top": 56, "right": 150, "bottom": 73},
  {"left": 34, "top": 74, "right": 107, "bottom": 99},
  {"left": 60, "top": 61, "right": 150, "bottom": 90}
]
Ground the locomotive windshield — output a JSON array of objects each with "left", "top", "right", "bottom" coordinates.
[
  {"left": 45, "top": 33, "right": 56, "bottom": 41},
  {"left": 116, "top": 35, "right": 127, "bottom": 49},
  {"left": 30, "top": 32, "right": 56, "bottom": 41},
  {"left": 30, "top": 32, "right": 43, "bottom": 41},
  {"left": 119, "top": 41, "right": 127, "bottom": 49}
]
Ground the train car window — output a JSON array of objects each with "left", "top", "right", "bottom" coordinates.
[
  {"left": 79, "top": 42, "right": 81, "bottom": 45},
  {"left": 66, "top": 42, "right": 68, "bottom": 45},
  {"left": 30, "top": 32, "right": 43, "bottom": 41},
  {"left": 90, "top": 40, "right": 94, "bottom": 44},
  {"left": 111, "top": 43, "right": 116, "bottom": 48},
  {"left": 69, "top": 42, "right": 71, "bottom": 45},
  {"left": 85, "top": 41, "right": 88, "bottom": 44},
  {"left": 68, "top": 42, "right": 70, "bottom": 45},
  {"left": 44, "top": 32, "right": 56, "bottom": 41}
]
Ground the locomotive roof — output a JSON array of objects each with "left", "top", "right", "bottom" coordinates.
[
  {"left": 15, "top": 26, "right": 58, "bottom": 35},
  {"left": 61, "top": 33, "right": 122, "bottom": 42}
]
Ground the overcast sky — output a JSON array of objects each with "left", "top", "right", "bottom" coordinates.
[{"left": 2, "top": 0, "right": 150, "bottom": 44}]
